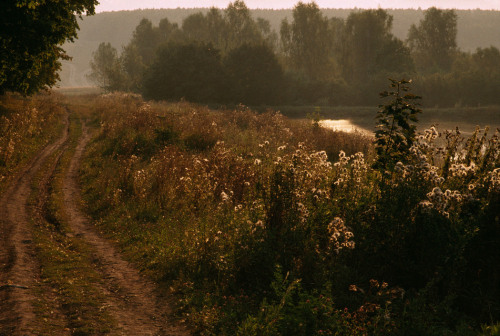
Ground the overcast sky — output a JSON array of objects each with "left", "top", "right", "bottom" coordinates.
[{"left": 96, "top": 0, "right": 500, "bottom": 12}]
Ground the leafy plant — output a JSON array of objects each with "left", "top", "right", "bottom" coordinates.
[{"left": 374, "top": 79, "right": 421, "bottom": 172}]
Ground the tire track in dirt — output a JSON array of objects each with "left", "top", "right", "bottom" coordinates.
[
  {"left": 0, "top": 117, "right": 70, "bottom": 336},
  {"left": 63, "top": 123, "right": 189, "bottom": 335}
]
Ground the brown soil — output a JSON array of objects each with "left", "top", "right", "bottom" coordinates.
[
  {"left": 0, "top": 118, "right": 70, "bottom": 335},
  {"left": 0, "top": 116, "right": 190, "bottom": 335}
]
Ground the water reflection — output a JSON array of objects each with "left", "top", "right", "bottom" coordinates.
[{"left": 319, "top": 119, "right": 372, "bottom": 135}]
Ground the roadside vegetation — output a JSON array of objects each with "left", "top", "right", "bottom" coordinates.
[
  {"left": 77, "top": 81, "right": 499, "bottom": 335},
  {"left": 0, "top": 93, "right": 65, "bottom": 191}
]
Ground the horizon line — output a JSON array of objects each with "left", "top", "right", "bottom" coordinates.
[{"left": 95, "top": 6, "right": 500, "bottom": 13}]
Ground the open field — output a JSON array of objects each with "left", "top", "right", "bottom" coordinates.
[{"left": 2, "top": 91, "right": 498, "bottom": 335}]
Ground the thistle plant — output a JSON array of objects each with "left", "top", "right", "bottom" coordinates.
[{"left": 374, "top": 79, "right": 421, "bottom": 172}]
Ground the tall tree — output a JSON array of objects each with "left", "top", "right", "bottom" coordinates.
[
  {"left": 341, "top": 9, "right": 413, "bottom": 84},
  {"left": 206, "top": 8, "right": 228, "bottom": 51},
  {"left": 130, "top": 18, "right": 159, "bottom": 66},
  {"left": 0, "top": 0, "right": 98, "bottom": 95},
  {"left": 88, "top": 42, "right": 124, "bottom": 92},
  {"left": 224, "top": 1, "right": 262, "bottom": 51},
  {"left": 182, "top": 12, "right": 210, "bottom": 42},
  {"left": 280, "top": 2, "right": 333, "bottom": 80},
  {"left": 119, "top": 17, "right": 181, "bottom": 92},
  {"left": 407, "top": 7, "right": 457, "bottom": 73}
]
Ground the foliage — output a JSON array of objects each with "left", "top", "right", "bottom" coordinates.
[
  {"left": 407, "top": 7, "right": 458, "bottom": 73},
  {"left": 87, "top": 1, "right": 500, "bottom": 107},
  {"left": 142, "top": 42, "right": 226, "bottom": 103},
  {"left": 280, "top": 2, "right": 333, "bottom": 80},
  {"left": 0, "top": 93, "right": 65, "bottom": 188},
  {"left": 88, "top": 42, "right": 125, "bottom": 91},
  {"left": 374, "top": 79, "right": 421, "bottom": 172},
  {"left": 78, "top": 90, "right": 498, "bottom": 335},
  {"left": 225, "top": 44, "right": 284, "bottom": 105},
  {"left": 0, "top": 0, "right": 98, "bottom": 95},
  {"left": 341, "top": 9, "right": 413, "bottom": 84}
]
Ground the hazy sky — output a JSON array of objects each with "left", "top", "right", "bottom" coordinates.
[{"left": 96, "top": 0, "right": 500, "bottom": 12}]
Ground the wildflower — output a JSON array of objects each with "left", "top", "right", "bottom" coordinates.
[{"left": 221, "top": 191, "right": 230, "bottom": 202}]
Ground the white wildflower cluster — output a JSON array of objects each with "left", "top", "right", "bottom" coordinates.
[
  {"left": 421, "top": 187, "right": 463, "bottom": 218},
  {"left": 392, "top": 145, "right": 443, "bottom": 185},
  {"left": 424, "top": 126, "right": 439, "bottom": 142},
  {"left": 488, "top": 168, "right": 500, "bottom": 192},
  {"left": 289, "top": 146, "right": 332, "bottom": 197},
  {"left": 449, "top": 162, "right": 477, "bottom": 177},
  {"left": 133, "top": 169, "right": 149, "bottom": 199},
  {"left": 258, "top": 140, "right": 270, "bottom": 148},
  {"left": 220, "top": 191, "right": 230, "bottom": 203},
  {"left": 327, "top": 217, "right": 355, "bottom": 253},
  {"left": 250, "top": 219, "right": 265, "bottom": 235},
  {"left": 112, "top": 188, "right": 123, "bottom": 205},
  {"left": 296, "top": 202, "right": 309, "bottom": 224},
  {"left": 333, "top": 151, "right": 367, "bottom": 188}
]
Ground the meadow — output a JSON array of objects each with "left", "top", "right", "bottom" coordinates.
[
  {"left": 1, "top": 88, "right": 498, "bottom": 334},
  {"left": 69, "top": 91, "right": 498, "bottom": 335}
]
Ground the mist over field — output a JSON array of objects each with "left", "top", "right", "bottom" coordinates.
[{"left": 59, "top": 8, "right": 500, "bottom": 88}]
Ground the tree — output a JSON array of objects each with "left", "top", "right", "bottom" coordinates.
[
  {"left": 120, "top": 44, "right": 145, "bottom": 92},
  {"left": 129, "top": 18, "right": 160, "bottom": 66},
  {"left": 224, "top": 1, "right": 263, "bottom": 51},
  {"left": 88, "top": 42, "right": 124, "bottom": 91},
  {"left": 0, "top": 0, "right": 98, "bottom": 95},
  {"left": 341, "top": 9, "right": 412, "bottom": 84},
  {"left": 225, "top": 44, "right": 284, "bottom": 105},
  {"left": 206, "top": 7, "right": 229, "bottom": 51},
  {"left": 280, "top": 2, "right": 333, "bottom": 80},
  {"left": 407, "top": 7, "right": 457, "bottom": 73},
  {"left": 182, "top": 13, "right": 210, "bottom": 42},
  {"left": 142, "top": 42, "right": 226, "bottom": 103}
]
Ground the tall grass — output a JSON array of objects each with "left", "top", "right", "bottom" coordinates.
[
  {"left": 78, "top": 93, "right": 498, "bottom": 335},
  {"left": 0, "top": 92, "right": 65, "bottom": 190}
]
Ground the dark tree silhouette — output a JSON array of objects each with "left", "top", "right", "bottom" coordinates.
[{"left": 0, "top": 0, "right": 98, "bottom": 95}]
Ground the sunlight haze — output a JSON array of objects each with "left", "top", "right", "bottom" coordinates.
[{"left": 96, "top": 0, "right": 500, "bottom": 11}]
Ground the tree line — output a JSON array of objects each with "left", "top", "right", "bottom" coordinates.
[{"left": 89, "top": 1, "right": 500, "bottom": 107}]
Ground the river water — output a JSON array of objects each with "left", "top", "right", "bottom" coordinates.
[{"left": 318, "top": 119, "right": 372, "bottom": 135}]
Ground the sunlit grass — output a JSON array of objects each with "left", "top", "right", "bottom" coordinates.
[{"left": 76, "top": 93, "right": 498, "bottom": 335}]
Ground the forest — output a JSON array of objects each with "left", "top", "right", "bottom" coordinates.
[{"left": 88, "top": 1, "right": 500, "bottom": 108}]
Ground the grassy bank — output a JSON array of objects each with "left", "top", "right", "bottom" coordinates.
[
  {"left": 75, "top": 93, "right": 498, "bottom": 335},
  {"left": 0, "top": 93, "right": 66, "bottom": 192}
]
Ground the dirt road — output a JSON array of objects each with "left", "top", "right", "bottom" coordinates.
[
  {"left": 0, "top": 117, "right": 69, "bottom": 335},
  {"left": 0, "top": 114, "right": 189, "bottom": 335}
]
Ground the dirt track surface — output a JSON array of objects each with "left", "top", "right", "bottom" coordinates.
[
  {"left": 0, "top": 115, "right": 189, "bottom": 335},
  {"left": 63, "top": 125, "right": 188, "bottom": 336},
  {"left": 0, "top": 118, "right": 69, "bottom": 335}
]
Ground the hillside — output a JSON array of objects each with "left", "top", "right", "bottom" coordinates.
[{"left": 59, "top": 8, "right": 500, "bottom": 87}]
